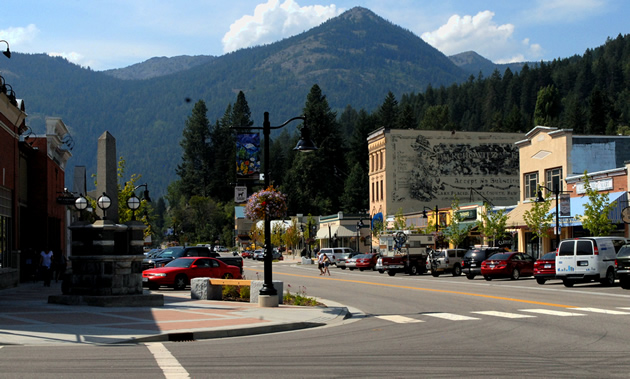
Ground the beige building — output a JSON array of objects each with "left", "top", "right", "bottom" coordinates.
[
  {"left": 367, "top": 128, "right": 525, "bottom": 222},
  {"left": 508, "top": 126, "right": 630, "bottom": 256}
]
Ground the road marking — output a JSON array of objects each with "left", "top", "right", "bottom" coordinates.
[
  {"left": 376, "top": 315, "right": 423, "bottom": 323},
  {"left": 520, "top": 309, "right": 586, "bottom": 317},
  {"left": 424, "top": 313, "right": 480, "bottom": 321},
  {"left": 261, "top": 269, "right": 578, "bottom": 309},
  {"left": 471, "top": 311, "right": 536, "bottom": 319},
  {"left": 571, "top": 307, "right": 630, "bottom": 315},
  {"left": 146, "top": 343, "right": 190, "bottom": 379}
]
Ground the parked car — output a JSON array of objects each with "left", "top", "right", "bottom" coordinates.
[
  {"left": 616, "top": 244, "right": 630, "bottom": 289},
  {"left": 429, "top": 248, "right": 467, "bottom": 277},
  {"left": 345, "top": 255, "right": 358, "bottom": 270},
  {"left": 355, "top": 253, "right": 379, "bottom": 271},
  {"left": 556, "top": 237, "right": 627, "bottom": 287},
  {"left": 337, "top": 251, "right": 361, "bottom": 270},
  {"left": 318, "top": 247, "right": 357, "bottom": 266},
  {"left": 241, "top": 251, "right": 252, "bottom": 259},
  {"left": 462, "top": 247, "right": 505, "bottom": 279},
  {"left": 142, "top": 257, "right": 242, "bottom": 290},
  {"left": 144, "top": 248, "right": 162, "bottom": 258},
  {"left": 253, "top": 249, "right": 265, "bottom": 260},
  {"left": 534, "top": 252, "right": 557, "bottom": 284},
  {"left": 272, "top": 250, "right": 284, "bottom": 261},
  {"left": 481, "top": 252, "right": 535, "bottom": 280}
]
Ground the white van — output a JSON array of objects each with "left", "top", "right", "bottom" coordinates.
[
  {"left": 555, "top": 237, "right": 627, "bottom": 287},
  {"left": 319, "top": 247, "right": 357, "bottom": 266}
]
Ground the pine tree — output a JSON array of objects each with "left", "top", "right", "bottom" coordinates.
[{"left": 176, "top": 100, "right": 212, "bottom": 198}]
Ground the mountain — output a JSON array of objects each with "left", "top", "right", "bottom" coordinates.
[
  {"left": 104, "top": 55, "right": 216, "bottom": 80},
  {"left": 449, "top": 51, "right": 532, "bottom": 77},
  {"left": 0, "top": 7, "right": 470, "bottom": 198}
]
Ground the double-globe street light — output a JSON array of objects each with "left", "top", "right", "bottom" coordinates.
[
  {"left": 233, "top": 112, "right": 317, "bottom": 302},
  {"left": 536, "top": 185, "right": 569, "bottom": 248}
]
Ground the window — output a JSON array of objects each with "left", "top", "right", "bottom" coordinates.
[
  {"left": 371, "top": 182, "right": 375, "bottom": 202},
  {"left": 545, "top": 167, "right": 562, "bottom": 194},
  {"left": 524, "top": 172, "right": 538, "bottom": 199},
  {"left": 380, "top": 180, "right": 383, "bottom": 201}
]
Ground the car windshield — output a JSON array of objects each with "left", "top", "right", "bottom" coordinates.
[
  {"left": 165, "top": 259, "right": 194, "bottom": 268},
  {"left": 464, "top": 250, "right": 481, "bottom": 259},
  {"left": 488, "top": 253, "right": 511, "bottom": 260},
  {"left": 157, "top": 247, "right": 184, "bottom": 259},
  {"left": 540, "top": 252, "right": 556, "bottom": 260},
  {"left": 617, "top": 246, "right": 630, "bottom": 258},
  {"left": 356, "top": 254, "right": 370, "bottom": 259},
  {"left": 435, "top": 251, "right": 446, "bottom": 258}
]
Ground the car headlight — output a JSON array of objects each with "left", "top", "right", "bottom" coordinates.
[{"left": 146, "top": 273, "right": 167, "bottom": 277}]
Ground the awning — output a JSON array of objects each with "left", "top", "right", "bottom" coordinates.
[
  {"left": 560, "top": 191, "right": 627, "bottom": 226},
  {"left": 335, "top": 225, "right": 358, "bottom": 237},
  {"left": 505, "top": 201, "right": 540, "bottom": 228},
  {"left": 316, "top": 226, "right": 334, "bottom": 239}
]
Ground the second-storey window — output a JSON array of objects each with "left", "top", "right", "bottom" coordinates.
[
  {"left": 546, "top": 167, "right": 562, "bottom": 194},
  {"left": 524, "top": 172, "right": 539, "bottom": 199}
]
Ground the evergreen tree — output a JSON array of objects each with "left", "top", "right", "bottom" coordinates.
[
  {"left": 176, "top": 100, "right": 212, "bottom": 198},
  {"left": 377, "top": 91, "right": 399, "bottom": 128},
  {"left": 534, "top": 85, "right": 562, "bottom": 126},
  {"left": 341, "top": 162, "right": 369, "bottom": 214}
]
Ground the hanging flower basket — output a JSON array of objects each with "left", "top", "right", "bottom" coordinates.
[{"left": 245, "top": 186, "right": 288, "bottom": 220}]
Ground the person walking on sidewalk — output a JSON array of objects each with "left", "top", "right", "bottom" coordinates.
[{"left": 40, "top": 250, "right": 53, "bottom": 287}]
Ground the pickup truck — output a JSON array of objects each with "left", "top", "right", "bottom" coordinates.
[
  {"left": 378, "top": 248, "right": 429, "bottom": 276},
  {"left": 143, "top": 246, "right": 243, "bottom": 274}
]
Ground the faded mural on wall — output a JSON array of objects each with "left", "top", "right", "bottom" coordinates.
[{"left": 389, "top": 131, "right": 522, "bottom": 212}]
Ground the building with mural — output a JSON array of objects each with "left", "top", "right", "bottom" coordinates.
[{"left": 367, "top": 128, "right": 525, "bottom": 221}]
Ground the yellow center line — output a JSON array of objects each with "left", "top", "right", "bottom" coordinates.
[{"left": 245, "top": 267, "right": 576, "bottom": 309}]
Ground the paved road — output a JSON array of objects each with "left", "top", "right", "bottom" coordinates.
[{"left": 3, "top": 258, "right": 630, "bottom": 378}]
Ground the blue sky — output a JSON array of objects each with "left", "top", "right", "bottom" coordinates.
[{"left": 2, "top": 0, "right": 628, "bottom": 71}]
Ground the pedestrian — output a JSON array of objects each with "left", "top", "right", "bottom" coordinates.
[
  {"left": 323, "top": 254, "right": 331, "bottom": 276},
  {"left": 317, "top": 251, "right": 325, "bottom": 275},
  {"left": 40, "top": 249, "right": 53, "bottom": 287}
]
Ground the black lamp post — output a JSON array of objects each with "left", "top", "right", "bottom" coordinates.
[
  {"left": 356, "top": 220, "right": 364, "bottom": 252},
  {"left": 233, "top": 112, "right": 317, "bottom": 298},
  {"left": 422, "top": 205, "right": 440, "bottom": 248},
  {"left": 127, "top": 184, "right": 151, "bottom": 221},
  {"left": 536, "top": 185, "right": 566, "bottom": 249}
]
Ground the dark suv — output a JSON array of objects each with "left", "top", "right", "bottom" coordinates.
[
  {"left": 142, "top": 246, "right": 219, "bottom": 270},
  {"left": 462, "top": 247, "right": 504, "bottom": 279}
]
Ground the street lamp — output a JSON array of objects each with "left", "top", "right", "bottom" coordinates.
[
  {"left": 97, "top": 193, "right": 111, "bottom": 220},
  {"left": 233, "top": 112, "right": 317, "bottom": 300},
  {"left": 127, "top": 184, "right": 151, "bottom": 221},
  {"left": 536, "top": 185, "right": 568, "bottom": 249},
  {"left": 356, "top": 220, "right": 364, "bottom": 252},
  {"left": 0, "top": 40, "right": 10, "bottom": 59},
  {"left": 422, "top": 205, "right": 440, "bottom": 248}
]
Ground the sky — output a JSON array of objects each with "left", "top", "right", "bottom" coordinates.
[{"left": 2, "top": 0, "right": 628, "bottom": 71}]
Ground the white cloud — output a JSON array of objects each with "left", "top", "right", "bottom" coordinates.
[
  {"left": 222, "top": 0, "right": 343, "bottom": 53},
  {"left": 0, "top": 24, "right": 40, "bottom": 46},
  {"left": 421, "top": 10, "right": 543, "bottom": 63}
]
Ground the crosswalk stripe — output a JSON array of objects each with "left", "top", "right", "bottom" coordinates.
[
  {"left": 571, "top": 307, "right": 630, "bottom": 315},
  {"left": 424, "top": 313, "right": 480, "bottom": 321},
  {"left": 520, "top": 309, "right": 586, "bottom": 316},
  {"left": 375, "top": 315, "right": 423, "bottom": 323},
  {"left": 471, "top": 311, "right": 536, "bottom": 319}
]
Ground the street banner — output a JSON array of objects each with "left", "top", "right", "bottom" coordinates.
[{"left": 236, "top": 134, "right": 260, "bottom": 179}]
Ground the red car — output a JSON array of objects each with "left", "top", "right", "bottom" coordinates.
[
  {"left": 480, "top": 252, "right": 534, "bottom": 281},
  {"left": 355, "top": 253, "right": 379, "bottom": 271},
  {"left": 241, "top": 251, "right": 252, "bottom": 259},
  {"left": 533, "top": 252, "right": 557, "bottom": 285},
  {"left": 143, "top": 257, "right": 242, "bottom": 290}
]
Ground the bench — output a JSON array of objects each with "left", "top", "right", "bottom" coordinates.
[{"left": 191, "top": 277, "right": 283, "bottom": 304}]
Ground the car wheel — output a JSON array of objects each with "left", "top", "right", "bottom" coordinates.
[
  {"left": 349, "top": 268, "right": 355, "bottom": 271},
  {"left": 466, "top": 274, "right": 475, "bottom": 280},
  {"left": 387, "top": 271, "right": 396, "bottom": 276},
  {"left": 173, "top": 275, "right": 188, "bottom": 291},
  {"left": 222, "top": 273, "right": 233, "bottom": 279},
  {"left": 378, "top": 270, "right": 384, "bottom": 274},
  {"left": 600, "top": 268, "right": 615, "bottom": 286},
  {"left": 620, "top": 277, "right": 630, "bottom": 289},
  {"left": 452, "top": 265, "right": 462, "bottom": 277},
  {"left": 359, "top": 268, "right": 365, "bottom": 271},
  {"left": 409, "top": 265, "right": 418, "bottom": 276},
  {"left": 536, "top": 277, "right": 546, "bottom": 285},
  {"left": 431, "top": 271, "right": 440, "bottom": 277},
  {"left": 511, "top": 268, "right": 520, "bottom": 280},
  {"left": 148, "top": 283, "right": 159, "bottom": 291},
  {"left": 341, "top": 267, "right": 346, "bottom": 270},
  {"left": 484, "top": 275, "right": 492, "bottom": 281},
  {"left": 563, "top": 279, "right": 574, "bottom": 287}
]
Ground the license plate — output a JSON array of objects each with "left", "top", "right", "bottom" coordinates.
[
  {"left": 544, "top": 264, "right": 551, "bottom": 268},
  {"left": 470, "top": 263, "right": 476, "bottom": 267},
  {"left": 489, "top": 264, "right": 494, "bottom": 268},
  {"left": 142, "top": 277, "right": 148, "bottom": 282}
]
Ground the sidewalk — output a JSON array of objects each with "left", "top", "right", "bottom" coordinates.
[{"left": 0, "top": 276, "right": 348, "bottom": 346}]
